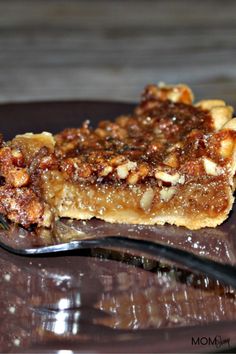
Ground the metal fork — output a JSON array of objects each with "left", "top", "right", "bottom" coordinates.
[{"left": 0, "top": 215, "right": 236, "bottom": 288}]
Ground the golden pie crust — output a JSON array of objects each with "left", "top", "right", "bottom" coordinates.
[{"left": 0, "top": 83, "right": 236, "bottom": 230}]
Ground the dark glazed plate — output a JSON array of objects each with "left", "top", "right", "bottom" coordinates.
[{"left": 0, "top": 100, "right": 236, "bottom": 353}]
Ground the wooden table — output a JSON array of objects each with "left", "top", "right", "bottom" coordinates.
[{"left": 0, "top": 0, "right": 236, "bottom": 105}]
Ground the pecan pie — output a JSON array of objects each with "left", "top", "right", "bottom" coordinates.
[{"left": 0, "top": 83, "right": 236, "bottom": 230}]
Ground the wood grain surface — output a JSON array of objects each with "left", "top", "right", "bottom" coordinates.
[{"left": 0, "top": 0, "right": 236, "bottom": 105}]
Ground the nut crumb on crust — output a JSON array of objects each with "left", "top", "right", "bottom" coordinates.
[
  {"left": 160, "top": 187, "right": 177, "bottom": 202},
  {"left": 140, "top": 188, "right": 155, "bottom": 211}
]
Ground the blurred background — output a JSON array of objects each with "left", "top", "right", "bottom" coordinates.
[{"left": 0, "top": 0, "right": 236, "bottom": 104}]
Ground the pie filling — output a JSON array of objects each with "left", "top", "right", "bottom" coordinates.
[{"left": 0, "top": 83, "right": 236, "bottom": 230}]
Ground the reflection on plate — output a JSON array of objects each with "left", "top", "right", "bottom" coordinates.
[{"left": 0, "top": 247, "right": 236, "bottom": 353}]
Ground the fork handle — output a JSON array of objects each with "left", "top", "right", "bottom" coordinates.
[{"left": 81, "top": 236, "right": 236, "bottom": 289}]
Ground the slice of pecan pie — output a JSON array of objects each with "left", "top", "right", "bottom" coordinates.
[{"left": 0, "top": 83, "right": 236, "bottom": 230}]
